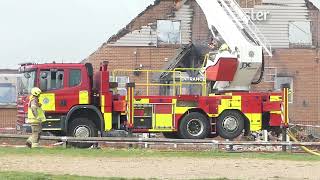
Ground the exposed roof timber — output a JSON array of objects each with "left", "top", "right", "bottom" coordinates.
[
  {"left": 106, "top": 0, "right": 162, "bottom": 44},
  {"left": 307, "top": 0, "right": 320, "bottom": 10}
]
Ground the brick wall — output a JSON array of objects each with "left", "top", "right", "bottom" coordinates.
[
  {"left": 88, "top": 46, "right": 179, "bottom": 95},
  {"left": 252, "top": 49, "right": 320, "bottom": 124},
  {"left": 0, "top": 107, "right": 16, "bottom": 132},
  {"left": 189, "top": 0, "right": 210, "bottom": 47}
]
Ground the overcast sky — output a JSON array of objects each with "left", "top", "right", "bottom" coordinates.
[{"left": 0, "top": 0, "right": 154, "bottom": 69}]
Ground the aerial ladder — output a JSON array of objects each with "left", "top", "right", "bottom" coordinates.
[{"left": 196, "top": 0, "right": 272, "bottom": 91}]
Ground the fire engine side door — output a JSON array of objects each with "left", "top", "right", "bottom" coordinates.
[
  {"left": 154, "top": 103, "right": 174, "bottom": 130},
  {"left": 38, "top": 68, "right": 66, "bottom": 113}
]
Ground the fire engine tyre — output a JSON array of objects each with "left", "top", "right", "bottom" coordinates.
[
  {"left": 68, "top": 118, "right": 98, "bottom": 148},
  {"left": 178, "top": 112, "right": 210, "bottom": 139},
  {"left": 217, "top": 111, "right": 244, "bottom": 139}
]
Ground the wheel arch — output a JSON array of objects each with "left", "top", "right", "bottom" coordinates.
[
  {"left": 65, "top": 105, "right": 104, "bottom": 134},
  {"left": 177, "top": 108, "right": 210, "bottom": 127}
]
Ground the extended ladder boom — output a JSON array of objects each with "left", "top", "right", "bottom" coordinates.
[{"left": 196, "top": 0, "right": 272, "bottom": 91}]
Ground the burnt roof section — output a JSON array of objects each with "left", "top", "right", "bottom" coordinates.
[
  {"left": 152, "top": 43, "right": 193, "bottom": 80},
  {"left": 106, "top": 0, "right": 162, "bottom": 44},
  {"left": 306, "top": 0, "right": 319, "bottom": 10}
]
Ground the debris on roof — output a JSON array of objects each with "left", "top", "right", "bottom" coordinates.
[{"left": 107, "top": 0, "right": 162, "bottom": 44}]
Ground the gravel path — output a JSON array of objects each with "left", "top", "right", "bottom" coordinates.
[{"left": 0, "top": 155, "right": 319, "bottom": 179}]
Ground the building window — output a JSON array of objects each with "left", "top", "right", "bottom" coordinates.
[
  {"left": 157, "top": 20, "right": 181, "bottom": 44},
  {"left": 40, "top": 70, "right": 64, "bottom": 91},
  {"left": 289, "top": 21, "right": 312, "bottom": 47},
  {"left": 275, "top": 76, "right": 293, "bottom": 103},
  {"left": 0, "top": 83, "right": 16, "bottom": 104},
  {"left": 69, "top": 69, "right": 81, "bottom": 87}
]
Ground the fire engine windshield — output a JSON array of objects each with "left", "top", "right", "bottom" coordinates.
[{"left": 18, "top": 70, "right": 36, "bottom": 95}]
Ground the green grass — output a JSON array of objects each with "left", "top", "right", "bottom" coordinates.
[
  {"left": 0, "top": 171, "right": 229, "bottom": 180},
  {"left": 0, "top": 147, "right": 319, "bottom": 161},
  {"left": 0, "top": 171, "right": 144, "bottom": 180}
]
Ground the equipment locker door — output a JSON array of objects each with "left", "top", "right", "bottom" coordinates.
[{"left": 154, "top": 104, "right": 174, "bottom": 130}]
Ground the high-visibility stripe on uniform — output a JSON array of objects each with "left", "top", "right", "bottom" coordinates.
[{"left": 27, "top": 95, "right": 47, "bottom": 124}]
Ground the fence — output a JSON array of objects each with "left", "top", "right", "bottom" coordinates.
[
  {"left": 290, "top": 123, "right": 320, "bottom": 140},
  {"left": 1, "top": 134, "right": 320, "bottom": 149}
]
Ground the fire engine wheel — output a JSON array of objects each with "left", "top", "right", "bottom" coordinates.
[
  {"left": 68, "top": 118, "right": 98, "bottom": 148},
  {"left": 178, "top": 112, "right": 210, "bottom": 139},
  {"left": 217, "top": 111, "right": 244, "bottom": 139}
]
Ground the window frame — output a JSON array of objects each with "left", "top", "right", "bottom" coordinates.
[
  {"left": 288, "top": 20, "right": 312, "bottom": 47},
  {"left": 156, "top": 19, "right": 182, "bottom": 45},
  {"left": 68, "top": 69, "right": 82, "bottom": 88},
  {"left": 39, "top": 69, "right": 65, "bottom": 92}
]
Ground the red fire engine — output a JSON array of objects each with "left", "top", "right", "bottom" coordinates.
[{"left": 16, "top": 0, "right": 285, "bottom": 148}]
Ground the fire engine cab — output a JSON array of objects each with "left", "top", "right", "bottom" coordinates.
[{"left": 16, "top": 0, "right": 284, "bottom": 148}]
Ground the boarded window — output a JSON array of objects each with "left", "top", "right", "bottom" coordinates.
[
  {"left": 69, "top": 69, "right": 81, "bottom": 87},
  {"left": 275, "top": 76, "right": 293, "bottom": 103},
  {"left": 157, "top": 20, "right": 181, "bottom": 44},
  {"left": 289, "top": 21, "right": 312, "bottom": 46}
]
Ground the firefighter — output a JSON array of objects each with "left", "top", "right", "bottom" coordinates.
[
  {"left": 218, "top": 43, "right": 231, "bottom": 53},
  {"left": 26, "top": 87, "right": 46, "bottom": 148},
  {"left": 204, "top": 43, "right": 231, "bottom": 69}
]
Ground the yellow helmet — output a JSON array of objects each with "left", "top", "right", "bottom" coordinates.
[
  {"left": 219, "top": 43, "right": 230, "bottom": 52},
  {"left": 31, "top": 87, "right": 42, "bottom": 97}
]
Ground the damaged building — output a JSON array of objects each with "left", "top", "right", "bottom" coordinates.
[{"left": 84, "top": 0, "right": 320, "bottom": 125}]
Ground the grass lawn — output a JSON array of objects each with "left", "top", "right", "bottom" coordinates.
[
  {"left": 0, "top": 147, "right": 319, "bottom": 161},
  {"left": 0, "top": 171, "right": 229, "bottom": 180},
  {"left": 0, "top": 171, "right": 144, "bottom": 180}
]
